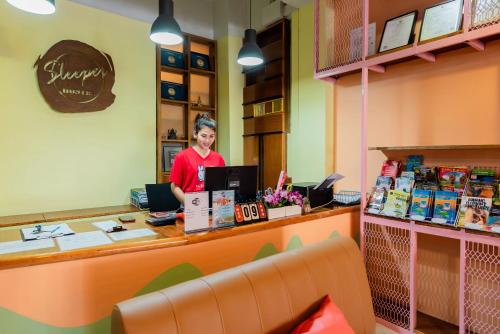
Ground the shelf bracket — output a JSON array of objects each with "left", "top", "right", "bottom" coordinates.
[
  {"left": 416, "top": 52, "right": 436, "bottom": 62},
  {"left": 466, "top": 39, "right": 485, "bottom": 51},
  {"left": 368, "top": 65, "right": 385, "bottom": 73},
  {"left": 322, "top": 77, "right": 337, "bottom": 84}
]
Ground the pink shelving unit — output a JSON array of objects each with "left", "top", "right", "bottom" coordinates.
[{"left": 314, "top": 1, "right": 500, "bottom": 333}]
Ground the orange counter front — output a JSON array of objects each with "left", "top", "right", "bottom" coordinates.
[{"left": 0, "top": 206, "right": 359, "bottom": 334}]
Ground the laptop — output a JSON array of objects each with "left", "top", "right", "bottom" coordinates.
[{"left": 145, "top": 183, "right": 180, "bottom": 213}]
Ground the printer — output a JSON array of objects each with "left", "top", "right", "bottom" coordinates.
[{"left": 292, "top": 182, "right": 333, "bottom": 209}]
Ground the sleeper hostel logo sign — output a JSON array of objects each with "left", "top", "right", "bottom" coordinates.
[{"left": 34, "top": 40, "right": 115, "bottom": 113}]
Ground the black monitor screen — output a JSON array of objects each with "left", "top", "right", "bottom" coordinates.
[{"left": 204, "top": 166, "right": 258, "bottom": 204}]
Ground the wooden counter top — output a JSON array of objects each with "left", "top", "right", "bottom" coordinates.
[{"left": 0, "top": 206, "right": 359, "bottom": 270}]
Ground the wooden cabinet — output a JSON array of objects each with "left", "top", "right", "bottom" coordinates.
[
  {"left": 156, "top": 34, "right": 217, "bottom": 183},
  {"left": 243, "top": 19, "right": 290, "bottom": 189}
]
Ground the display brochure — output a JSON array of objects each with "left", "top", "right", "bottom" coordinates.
[
  {"left": 466, "top": 181, "right": 496, "bottom": 198},
  {"left": 414, "top": 166, "right": 439, "bottom": 191},
  {"left": 378, "top": 11, "right": 418, "bottom": 53},
  {"left": 380, "top": 190, "right": 411, "bottom": 218},
  {"left": 376, "top": 176, "right": 393, "bottom": 190},
  {"left": 395, "top": 176, "right": 414, "bottom": 193},
  {"left": 367, "top": 187, "right": 386, "bottom": 214},
  {"left": 212, "top": 190, "right": 235, "bottom": 228},
  {"left": 184, "top": 191, "right": 210, "bottom": 233},
  {"left": 380, "top": 160, "right": 401, "bottom": 180},
  {"left": 419, "top": 0, "right": 463, "bottom": 42},
  {"left": 457, "top": 196, "right": 492, "bottom": 230},
  {"left": 487, "top": 198, "right": 500, "bottom": 233},
  {"left": 21, "top": 223, "right": 75, "bottom": 241},
  {"left": 409, "top": 189, "right": 434, "bottom": 221},
  {"left": 470, "top": 167, "right": 496, "bottom": 182},
  {"left": 349, "top": 22, "right": 376, "bottom": 61},
  {"left": 406, "top": 155, "right": 423, "bottom": 172},
  {"left": 431, "top": 191, "right": 458, "bottom": 225},
  {"left": 438, "top": 166, "right": 468, "bottom": 194},
  {"left": 275, "top": 170, "right": 288, "bottom": 192},
  {"left": 401, "top": 171, "right": 415, "bottom": 181}
]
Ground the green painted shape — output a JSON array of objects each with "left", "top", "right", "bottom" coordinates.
[
  {"left": 253, "top": 243, "right": 279, "bottom": 260},
  {"left": 0, "top": 307, "right": 110, "bottom": 334},
  {"left": 286, "top": 235, "right": 304, "bottom": 250},
  {"left": 329, "top": 230, "right": 341, "bottom": 238},
  {"left": 134, "top": 263, "right": 203, "bottom": 296}
]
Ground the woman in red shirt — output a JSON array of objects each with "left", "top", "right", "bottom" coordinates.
[{"left": 170, "top": 113, "right": 225, "bottom": 204}]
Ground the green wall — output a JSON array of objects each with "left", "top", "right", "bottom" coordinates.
[
  {"left": 0, "top": 0, "right": 156, "bottom": 215},
  {"left": 288, "top": 2, "right": 334, "bottom": 183}
]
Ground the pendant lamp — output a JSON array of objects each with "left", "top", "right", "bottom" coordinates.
[
  {"left": 6, "top": 0, "right": 55, "bottom": 15},
  {"left": 237, "top": 0, "right": 264, "bottom": 66},
  {"left": 150, "top": 0, "right": 183, "bottom": 45}
]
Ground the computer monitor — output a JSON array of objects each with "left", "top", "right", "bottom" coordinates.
[
  {"left": 204, "top": 166, "right": 258, "bottom": 204},
  {"left": 145, "top": 183, "right": 181, "bottom": 213}
]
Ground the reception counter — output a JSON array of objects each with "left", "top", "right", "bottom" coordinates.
[{"left": 0, "top": 206, "right": 359, "bottom": 334}]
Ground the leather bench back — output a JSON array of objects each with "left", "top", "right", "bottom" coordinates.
[{"left": 112, "top": 236, "right": 375, "bottom": 334}]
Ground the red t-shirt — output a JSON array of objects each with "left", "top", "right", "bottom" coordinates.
[{"left": 169, "top": 147, "right": 225, "bottom": 193}]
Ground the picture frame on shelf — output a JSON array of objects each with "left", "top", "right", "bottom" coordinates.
[
  {"left": 162, "top": 143, "right": 183, "bottom": 172},
  {"left": 471, "top": 0, "right": 500, "bottom": 27},
  {"left": 378, "top": 10, "right": 418, "bottom": 53},
  {"left": 419, "top": 0, "right": 463, "bottom": 43}
]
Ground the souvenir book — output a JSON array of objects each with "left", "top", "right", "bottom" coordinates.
[
  {"left": 431, "top": 191, "right": 458, "bottom": 225},
  {"left": 381, "top": 190, "right": 411, "bottom": 218},
  {"left": 409, "top": 189, "right": 433, "bottom": 221},
  {"left": 401, "top": 171, "right": 415, "bottom": 181},
  {"left": 457, "top": 196, "right": 492, "bottom": 230},
  {"left": 406, "top": 155, "right": 423, "bottom": 172},
  {"left": 395, "top": 176, "right": 414, "bottom": 193},
  {"left": 376, "top": 176, "right": 393, "bottom": 190},
  {"left": 366, "top": 187, "right": 386, "bottom": 214},
  {"left": 438, "top": 166, "right": 469, "bottom": 194},
  {"left": 465, "top": 181, "right": 495, "bottom": 198},
  {"left": 414, "top": 166, "right": 438, "bottom": 185},
  {"left": 212, "top": 190, "right": 235, "bottom": 228},
  {"left": 470, "top": 167, "right": 495, "bottom": 183}
]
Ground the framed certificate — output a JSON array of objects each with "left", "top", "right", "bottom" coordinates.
[
  {"left": 162, "top": 143, "right": 183, "bottom": 172},
  {"left": 419, "top": 0, "right": 463, "bottom": 42},
  {"left": 378, "top": 11, "right": 418, "bottom": 53}
]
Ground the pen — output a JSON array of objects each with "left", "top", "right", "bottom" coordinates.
[{"left": 50, "top": 225, "right": 61, "bottom": 234}]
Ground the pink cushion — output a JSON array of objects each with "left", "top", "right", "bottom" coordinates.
[{"left": 291, "top": 295, "right": 355, "bottom": 334}]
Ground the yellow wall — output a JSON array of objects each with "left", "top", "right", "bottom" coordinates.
[
  {"left": 216, "top": 36, "right": 244, "bottom": 165},
  {"left": 335, "top": 40, "right": 500, "bottom": 191},
  {"left": 288, "top": 3, "right": 334, "bottom": 183},
  {"left": 0, "top": 0, "right": 156, "bottom": 215}
]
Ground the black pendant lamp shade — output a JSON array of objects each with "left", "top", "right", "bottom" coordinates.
[
  {"left": 237, "top": 28, "right": 264, "bottom": 66},
  {"left": 7, "top": 0, "right": 55, "bottom": 14},
  {"left": 150, "top": 0, "right": 183, "bottom": 45}
]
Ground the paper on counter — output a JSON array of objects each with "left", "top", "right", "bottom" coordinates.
[
  {"left": 108, "top": 228, "right": 157, "bottom": 241},
  {"left": 21, "top": 223, "right": 74, "bottom": 241},
  {"left": 57, "top": 231, "right": 113, "bottom": 251},
  {"left": 0, "top": 238, "right": 55, "bottom": 255},
  {"left": 92, "top": 220, "right": 119, "bottom": 231}
]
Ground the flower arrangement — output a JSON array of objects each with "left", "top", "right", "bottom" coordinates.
[{"left": 263, "top": 186, "right": 304, "bottom": 209}]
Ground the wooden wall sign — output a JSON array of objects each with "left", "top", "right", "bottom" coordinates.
[{"left": 34, "top": 40, "right": 115, "bottom": 113}]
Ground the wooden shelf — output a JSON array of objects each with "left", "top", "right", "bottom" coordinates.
[
  {"left": 161, "top": 98, "right": 188, "bottom": 106},
  {"left": 190, "top": 68, "right": 215, "bottom": 76},
  {"left": 161, "top": 66, "right": 187, "bottom": 74},
  {"left": 416, "top": 312, "right": 459, "bottom": 334},
  {"left": 368, "top": 145, "right": 500, "bottom": 151},
  {"left": 191, "top": 105, "right": 215, "bottom": 111},
  {"left": 315, "top": 22, "right": 500, "bottom": 81},
  {"left": 161, "top": 139, "right": 188, "bottom": 143}
]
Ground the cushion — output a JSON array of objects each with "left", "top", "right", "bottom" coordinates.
[{"left": 291, "top": 295, "right": 355, "bottom": 334}]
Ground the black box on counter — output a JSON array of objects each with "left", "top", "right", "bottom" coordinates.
[{"left": 292, "top": 182, "right": 333, "bottom": 209}]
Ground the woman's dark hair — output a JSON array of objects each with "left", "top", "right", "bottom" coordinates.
[{"left": 194, "top": 113, "right": 216, "bottom": 134}]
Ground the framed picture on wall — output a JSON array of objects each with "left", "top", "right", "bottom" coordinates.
[
  {"left": 419, "top": 0, "right": 463, "bottom": 42},
  {"left": 378, "top": 10, "right": 418, "bottom": 53},
  {"left": 162, "top": 143, "right": 183, "bottom": 172},
  {"left": 471, "top": 0, "right": 500, "bottom": 27}
]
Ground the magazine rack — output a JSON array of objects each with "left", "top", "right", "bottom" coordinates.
[{"left": 314, "top": 1, "right": 500, "bottom": 333}]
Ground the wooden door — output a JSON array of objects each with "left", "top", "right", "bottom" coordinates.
[{"left": 262, "top": 133, "right": 286, "bottom": 189}]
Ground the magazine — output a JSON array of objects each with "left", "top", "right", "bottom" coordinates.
[
  {"left": 381, "top": 160, "right": 401, "bottom": 180},
  {"left": 431, "top": 191, "right": 458, "bottom": 226},
  {"left": 487, "top": 198, "right": 500, "bottom": 233},
  {"left": 395, "top": 176, "right": 414, "bottom": 193},
  {"left": 366, "top": 187, "right": 386, "bottom": 214},
  {"left": 375, "top": 176, "right": 393, "bottom": 190},
  {"left": 465, "top": 181, "right": 495, "bottom": 198},
  {"left": 409, "top": 189, "right": 433, "bottom": 221},
  {"left": 457, "top": 196, "right": 492, "bottom": 230},
  {"left": 381, "top": 190, "right": 411, "bottom": 218}
]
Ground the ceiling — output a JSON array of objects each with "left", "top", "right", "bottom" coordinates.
[{"left": 69, "top": 0, "right": 215, "bottom": 24}]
